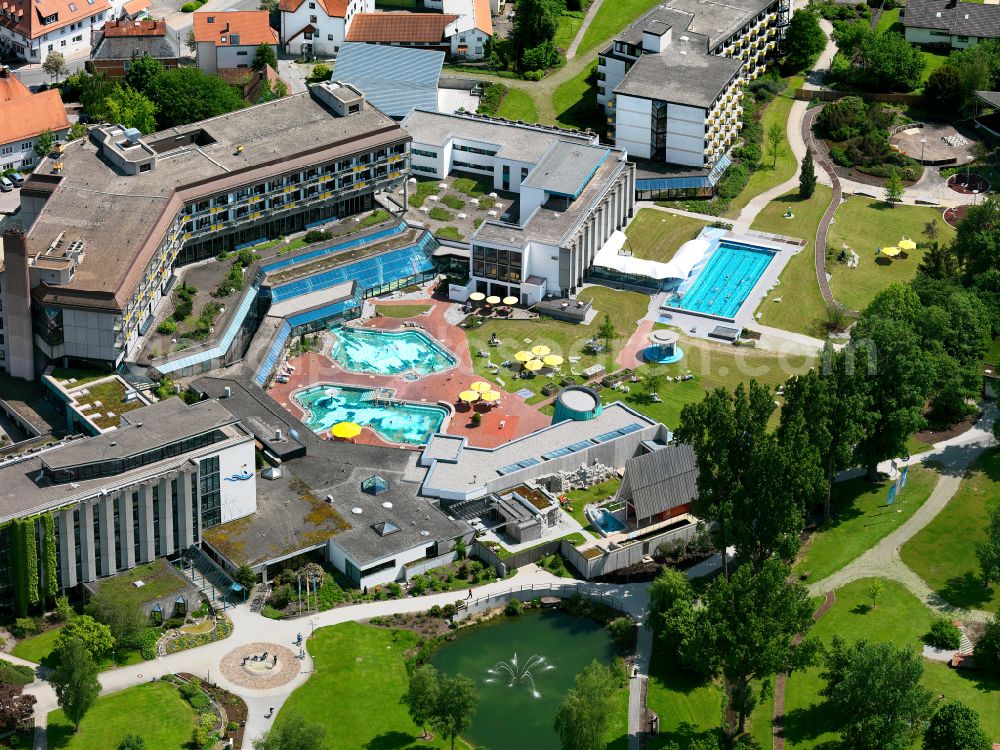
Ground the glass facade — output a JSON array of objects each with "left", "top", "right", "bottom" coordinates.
[
  {"left": 472, "top": 245, "right": 522, "bottom": 284},
  {"left": 199, "top": 456, "right": 221, "bottom": 529}
]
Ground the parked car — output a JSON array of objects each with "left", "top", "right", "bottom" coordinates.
[
  {"left": 8, "top": 172, "right": 25, "bottom": 187},
  {"left": 0, "top": 176, "right": 13, "bottom": 192}
]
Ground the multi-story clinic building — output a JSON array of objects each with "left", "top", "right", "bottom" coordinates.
[
  {"left": 0, "top": 398, "right": 256, "bottom": 606},
  {"left": 402, "top": 110, "right": 635, "bottom": 302},
  {"left": 598, "top": 0, "right": 788, "bottom": 198},
  {"left": 4, "top": 82, "right": 410, "bottom": 379}
]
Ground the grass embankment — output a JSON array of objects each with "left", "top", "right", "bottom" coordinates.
[
  {"left": 625, "top": 209, "right": 713, "bottom": 263},
  {"left": 901, "top": 448, "right": 1000, "bottom": 612},
  {"left": 827, "top": 198, "right": 955, "bottom": 311},
  {"left": 751, "top": 186, "right": 834, "bottom": 339}
]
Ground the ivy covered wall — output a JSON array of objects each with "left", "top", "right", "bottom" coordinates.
[{"left": 42, "top": 513, "right": 58, "bottom": 604}]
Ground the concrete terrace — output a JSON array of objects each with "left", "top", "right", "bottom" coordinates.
[{"left": 265, "top": 296, "right": 550, "bottom": 449}]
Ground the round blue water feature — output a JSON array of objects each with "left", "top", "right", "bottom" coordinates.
[{"left": 643, "top": 344, "right": 684, "bottom": 364}]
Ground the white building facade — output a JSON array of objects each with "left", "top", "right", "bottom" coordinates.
[{"left": 279, "top": 0, "right": 371, "bottom": 58}]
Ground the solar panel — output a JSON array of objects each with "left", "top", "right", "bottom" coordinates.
[
  {"left": 518, "top": 458, "right": 540, "bottom": 469},
  {"left": 592, "top": 429, "right": 621, "bottom": 444},
  {"left": 542, "top": 447, "right": 571, "bottom": 460},
  {"left": 498, "top": 463, "right": 520, "bottom": 475},
  {"left": 566, "top": 440, "right": 593, "bottom": 453},
  {"left": 617, "top": 423, "right": 644, "bottom": 435}
]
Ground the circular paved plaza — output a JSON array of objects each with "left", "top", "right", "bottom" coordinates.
[{"left": 220, "top": 642, "right": 300, "bottom": 690}]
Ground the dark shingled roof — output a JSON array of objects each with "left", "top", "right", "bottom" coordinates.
[
  {"left": 617, "top": 443, "right": 697, "bottom": 521},
  {"left": 903, "top": 0, "right": 1000, "bottom": 36},
  {"left": 91, "top": 34, "right": 177, "bottom": 60}
]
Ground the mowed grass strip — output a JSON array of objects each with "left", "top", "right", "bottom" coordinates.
[
  {"left": 751, "top": 186, "right": 834, "bottom": 338},
  {"left": 900, "top": 448, "right": 1000, "bottom": 612},
  {"left": 827, "top": 198, "right": 954, "bottom": 312},
  {"left": 795, "top": 464, "right": 939, "bottom": 585},
  {"left": 47, "top": 682, "right": 197, "bottom": 750},
  {"left": 625, "top": 209, "right": 713, "bottom": 263}
]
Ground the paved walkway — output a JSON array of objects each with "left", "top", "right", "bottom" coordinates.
[
  {"left": 808, "top": 405, "right": 998, "bottom": 623},
  {"left": 565, "top": 0, "right": 608, "bottom": 60},
  {"left": 802, "top": 105, "right": 843, "bottom": 310}
]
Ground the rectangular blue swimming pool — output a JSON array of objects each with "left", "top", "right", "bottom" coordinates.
[{"left": 675, "top": 241, "right": 775, "bottom": 319}]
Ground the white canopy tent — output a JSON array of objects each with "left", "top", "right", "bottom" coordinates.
[{"left": 592, "top": 230, "right": 708, "bottom": 281}]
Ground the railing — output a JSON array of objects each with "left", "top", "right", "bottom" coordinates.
[{"left": 452, "top": 583, "right": 637, "bottom": 623}]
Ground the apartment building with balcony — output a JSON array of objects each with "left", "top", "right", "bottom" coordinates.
[
  {"left": 598, "top": 0, "right": 788, "bottom": 199},
  {"left": 0, "top": 398, "right": 256, "bottom": 608},
  {"left": 3, "top": 82, "right": 410, "bottom": 379},
  {"left": 0, "top": 0, "right": 128, "bottom": 62}
]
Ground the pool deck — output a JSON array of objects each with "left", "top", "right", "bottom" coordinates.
[{"left": 266, "top": 298, "right": 550, "bottom": 449}]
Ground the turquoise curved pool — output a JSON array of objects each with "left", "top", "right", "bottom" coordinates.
[
  {"left": 675, "top": 240, "right": 775, "bottom": 319},
  {"left": 294, "top": 384, "right": 448, "bottom": 445},
  {"left": 330, "top": 326, "right": 457, "bottom": 377}
]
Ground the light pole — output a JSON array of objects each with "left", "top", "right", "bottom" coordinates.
[{"left": 920, "top": 138, "right": 926, "bottom": 165}]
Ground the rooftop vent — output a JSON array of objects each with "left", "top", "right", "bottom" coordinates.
[
  {"left": 382, "top": 501, "right": 393, "bottom": 509},
  {"left": 326, "top": 494, "right": 334, "bottom": 503},
  {"left": 223, "top": 386, "right": 231, "bottom": 398},
  {"left": 351, "top": 507, "right": 363, "bottom": 515},
  {"left": 123, "top": 127, "right": 141, "bottom": 145}
]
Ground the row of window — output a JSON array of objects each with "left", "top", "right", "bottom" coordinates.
[
  {"left": 453, "top": 144, "right": 497, "bottom": 157},
  {"left": 412, "top": 148, "right": 437, "bottom": 158},
  {"left": 453, "top": 159, "right": 492, "bottom": 172}
]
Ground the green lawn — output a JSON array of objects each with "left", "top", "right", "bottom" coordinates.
[
  {"left": 374, "top": 303, "right": 432, "bottom": 318},
  {"left": 827, "top": 199, "right": 954, "bottom": 311},
  {"left": 794, "top": 464, "right": 939, "bottom": 585},
  {"left": 498, "top": 88, "right": 539, "bottom": 123},
  {"left": 47, "top": 682, "right": 197, "bottom": 750},
  {"left": 552, "top": 62, "right": 605, "bottom": 131},
  {"left": 625, "top": 209, "right": 712, "bottom": 263},
  {"left": 752, "top": 186, "right": 834, "bottom": 338},
  {"left": 877, "top": 7, "right": 901, "bottom": 33},
  {"left": 554, "top": 10, "right": 585, "bottom": 53},
  {"left": 565, "top": 478, "right": 622, "bottom": 532},
  {"left": 49, "top": 367, "right": 113, "bottom": 386},
  {"left": 782, "top": 578, "right": 1000, "bottom": 748},
  {"left": 617, "top": 331, "right": 816, "bottom": 428},
  {"left": 466, "top": 287, "right": 650, "bottom": 403},
  {"left": 408, "top": 178, "right": 440, "bottom": 208},
  {"left": 278, "top": 622, "right": 468, "bottom": 749},
  {"left": 987, "top": 336, "right": 1000, "bottom": 364},
  {"left": 726, "top": 78, "right": 804, "bottom": 217},
  {"left": 575, "top": 0, "right": 663, "bottom": 58},
  {"left": 920, "top": 49, "right": 949, "bottom": 85},
  {"left": 13, "top": 622, "right": 150, "bottom": 670},
  {"left": 900, "top": 448, "right": 1000, "bottom": 612},
  {"left": 646, "top": 649, "right": 724, "bottom": 749},
  {"left": 93, "top": 559, "right": 187, "bottom": 603}
]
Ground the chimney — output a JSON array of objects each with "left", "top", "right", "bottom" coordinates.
[
  {"left": 223, "top": 386, "right": 231, "bottom": 398},
  {"left": 0, "top": 66, "right": 8, "bottom": 79},
  {"left": 275, "top": 428, "right": 282, "bottom": 441}
]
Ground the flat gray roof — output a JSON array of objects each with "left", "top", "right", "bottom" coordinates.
[
  {"left": 41, "top": 399, "right": 238, "bottom": 470},
  {"left": 27, "top": 92, "right": 405, "bottom": 308},
  {"left": 613, "top": 34, "right": 741, "bottom": 108},
  {"left": 616, "top": 0, "right": 774, "bottom": 49},
  {"left": 422, "top": 402, "right": 657, "bottom": 494},
  {"left": 473, "top": 154, "right": 629, "bottom": 248},
  {"left": 0, "top": 400, "right": 250, "bottom": 523},
  {"left": 521, "top": 142, "right": 610, "bottom": 199},
  {"left": 402, "top": 109, "right": 596, "bottom": 163}
]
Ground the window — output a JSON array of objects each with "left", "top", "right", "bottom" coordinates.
[
  {"left": 310, "top": 14, "right": 317, "bottom": 22},
  {"left": 0, "top": 146, "right": 11, "bottom": 156},
  {"left": 412, "top": 164, "right": 435, "bottom": 173},
  {"left": 304, "top": 32, "right": 312, "bottom": 39},
  {"left": 60, "top": 40, "right": 66, "bottom": 46},
  {"left": 412, "top": 148, "right": 437, "bottom": 158},
  {"left": 308, "top": 1, "right": 314, "bottom": 6},
  {"left": 236, "top": 50, "right": 248, "bottom": 55},
  {"left": 199, "top": 456, "right": 221, "bottom": 529}
]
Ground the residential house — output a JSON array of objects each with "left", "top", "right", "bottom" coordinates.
[
  {"left": 90, "top": 18, "right": 178, "bottom": 78},
  {"left": 278, "top": 0, "right": 371, "bottom": 59},
  {"left": 0, "top": 66, "right": 70, "bottom": 172},
  {"left": 193, "top": 10, "right": 278, "bottom": 75},
  {"left": 0, "top": 0, "right": 125, "bottom": 62},
  {"left": 347, "top": 0, "right": 492, "bottom": 60},
  {"left": 902, "top": 0, "right": 1000, "bottom": 49}
]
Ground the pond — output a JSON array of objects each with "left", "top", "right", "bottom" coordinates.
[{"left": 430, "top": 609, "right": 617, "bottom": 749}]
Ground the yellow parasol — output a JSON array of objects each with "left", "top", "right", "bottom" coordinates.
[
  {"left": 459, "top": 390, "right": 480, "bottom": 402},
  {"left": 486, "top": 295, "right": 502, "bottom": 305},
  {"left": 480, "top": 390, "right": 502, "bottom": 402},
  {"left": 880, "top": 246, "right": 901, "bottom": 257},
  {"left": 898, "top": 238, "right": 917, "bottom": 251},
  {"left": 530, "top": 344, "right": 551, "bottom": 357},
  {"left": 470, "top": 381, "right": 492, "bottom": 392},
  {"left": 331, "top": 422, "right": 362, "bottom": 439},
  {"left": 524, "top": 359, "right": 543, "bottom": 372},
  {"left": 503, "top": 296, "right": 518, "bottom": 305},
  {"left": 543, "top": 354, "right": 564, "bottom": 367},
  {"left": 469, "top": 292, "right": 486, "bottom": 302},
  {"left": 514, "top": 350, "right": 535, "bottom": 362}
]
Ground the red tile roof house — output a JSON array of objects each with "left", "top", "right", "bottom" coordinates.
[
  {"left": 278, "top": 0, "right": 371, "bottom": 59},
  {"left": 193, "top": 10, "right": 278, "bottom": 75},
  {"left": 90, "top": 18, "right": 179, "bottom": 79},
  {"left": 346, "top": 0, "right": 492, "bottom": 60},
  {"left": 0, "top": 66, "right": 70, "bottom": 171},
  {"left": 0, "top": 0, "right": 127, "bottom": 62}
]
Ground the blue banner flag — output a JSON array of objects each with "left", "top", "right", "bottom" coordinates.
[
  {"left": 887, "top": 483, "right": 897, "bottom": 506},
  {"left": 899, "top": 465, "right": 908, "bottom": 489}
]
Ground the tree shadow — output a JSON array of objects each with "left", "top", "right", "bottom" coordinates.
[
  {"left": 363, "top": 731, "right": 420, "bottom": 750},
  {"left": 45, "top": 724, "right": 75, "bottom": 749},
  {"left": 781, "top": 700, "right": 840, "bottom": 745},
  {"left": 850, "top": 603, "right": 872, "bottom": 615},
  {"left": 936, "top": 572, "right": 997, "bottom": 611},
  {"left": 652, "top": 722, "right": 721, "bottom": 749}
]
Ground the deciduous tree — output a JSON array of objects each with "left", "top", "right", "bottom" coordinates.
[
  {"left": 250, "top": 716, "right": 327, "bottom": 750},
  {"left": 781, "top": 9, "right": 826, "bottom": 72},
  {"left": 117, "top": 735, "right": 148, "bottom": 750},
  {"left": 0, "top": 682, "right": 36, "bottom": 733},
  {"left": 430, "top": 674, "right": 478, "bottom": 750},
  {"left": 766, "top": 122, "right": 785, "bottom": 168},
  {"left": 973, "top": 615, "right": 1000, "bottom": 676},
  {"left": 821, "top": 636, "right": 934, "bottom": 750},
  {"left": 885, "top": 168, "right": 904, "bottom": 206},
  {"left": 554, "top": 660, "right": 618, "bottom": 750},
  {"left": 42, "top": 51, "right": 69, "bottom": 82},
  {"left": 402, "top": 665, "right": 439, "bottom": 740},
  {"left": 124, "top": 54, "right": 165, "bottom": 95},
  {"left": 923, "top": 700, "right": 990, "bottom": 750},
  {"left": 252, "top": 43, "right": 278, "bottom": 72},
  {"left": 101, "top": 86, "right": 157, "bottom": 134},
  {"left": 50, "top": 638, "right": 101, "bottom": 732},
  {"left": 34, "top": 130, "right": 55, "bottom": 159},
  {"left": 55, "top": 615, "right": 115, "bottom": 659},
  {"left": 511, "top": 0, "right": 563, "bottom": 58},
  {"left": 976, "top": 503, "right": 1000, "bottom": 588},
  {"left": 85, "top": 587, "right": 145, "bottom": 650},
  {"left": 146, "top": 67, "right": 245, "bottom": 129}
]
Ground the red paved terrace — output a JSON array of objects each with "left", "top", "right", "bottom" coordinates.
[{"left": 265, "top": 298, "right": 549, "bottom": 450}]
